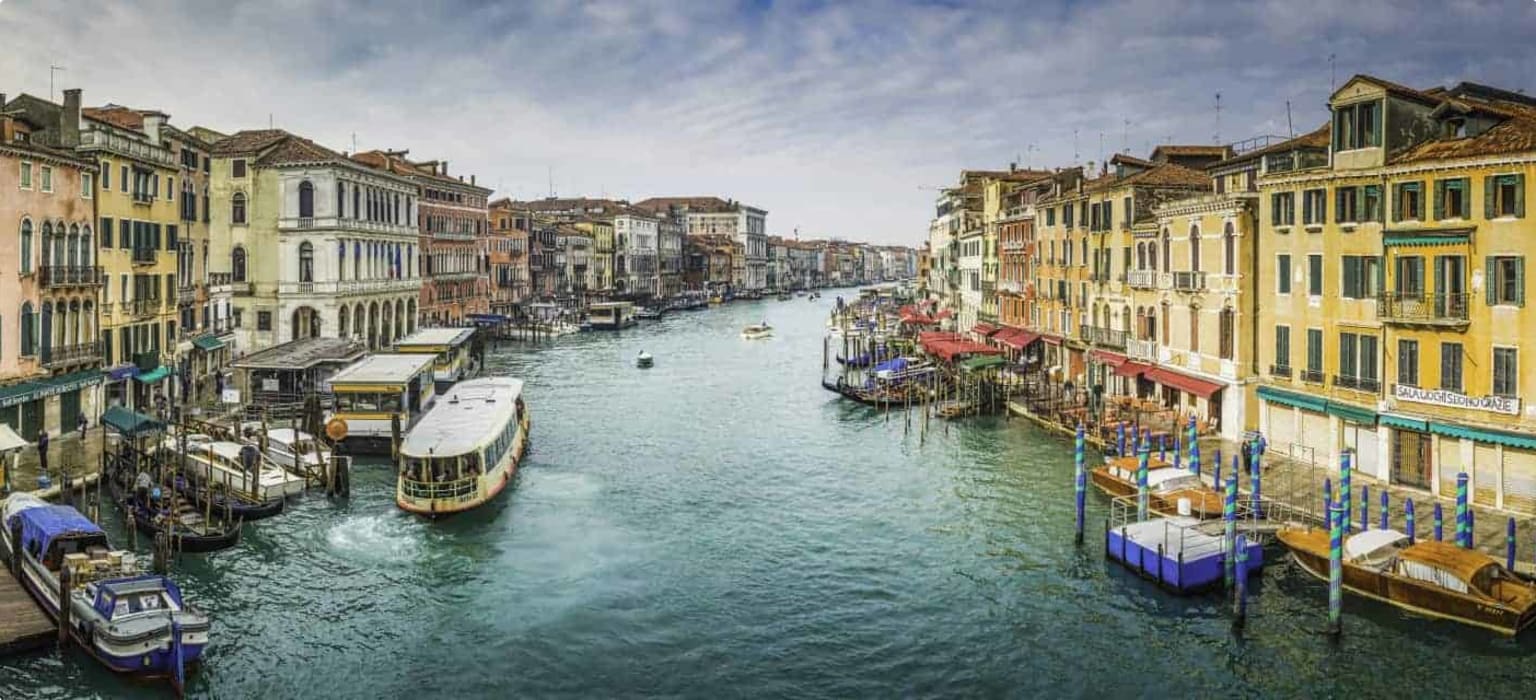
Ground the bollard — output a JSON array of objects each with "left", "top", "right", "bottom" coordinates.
[
  {"left": 1136, "top": 443, "right": 1151, "bottom": 522},
  {"left": 1379, "top": 490, "right": 1389, "bottom": 531},
  {"left": 1434, "top": 502, "right": 1444, "bottom": 542},
  {"left": 1405, "top": 498, "right": 1416, "bottom": 545},
  {"left": 1223, "top": 474, "right": 1237, "bottom": 590},
  {"left": 1508, "top": 517, "right": 1518, "bottom": 571},
  {"left": 1074, "top": 423, "right": 1086, "bottom": 545},
  {"left": 1250, "top": 439, "right": 1262, "bottom": 514},
  {"left": 1340, "top": 451, "right": 1353, "bottom": 534},
  {"left": 1327, "top": 501, "right": 1344, "bottom": 637},
  {"left": 1456, "top": 473, "right": 1469, "bottom": 549},
  {"left": 1233, "top": 533, "right": 1248, "bottom": 629},
  {"left": 1361, "top": 485, "right": 1370, "bottom": 532}
]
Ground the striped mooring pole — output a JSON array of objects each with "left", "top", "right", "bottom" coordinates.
[
  {"left": 1434, "top": 501, "right": 1444, "bottom": 542},
  {"left": 1137, "top": 440, "right": 1151, "bottom": 522},
  {"left": 1249, "top": 437, "right": 1261, "bottom": 512},
  {"left": 1379, "top": 490, "right": 1389, "bottom": 531},
  {"left": 1173, "top": 428, "right": 1182, "bottom": 471},
  {"left": 1456, "top": 472, "right": 1470, "bottom": 549},
  {"left": 1211, "top": 450, "right": 1222, "bottom": 490},
  {"left": 1361, "top": 485, "right": 1370, "bottom": 533},
  {"left": 1117, "top": 421, "right": 1126, "bottom": 456},
  {"left": 1233, "top": 532, "right": 1248, "bottom": 628},
  {"left": 1074, "top": 423, "right": 1086, "bottom": 545},
  {"left": 1507, "top": 517, "right": 1517, "bottom": 571},
  {"left": 1468, "top": 508, "right": 1477, "bottom": 550},
  {"left": 1340, "top": 451, "right": 1353, "bottom": 534},
  {"left": 1328, "top": 500, "right": 1344, "bottom": 637},
  {"left": 1187, "top": 416, "right": 1199, "bottom": 476},
  {"left": 1405, "top": 498, "right": 1416, "bottom": 544},
  {"left": 1224, "top": 474, "right": 1238, "bottom": 590}
]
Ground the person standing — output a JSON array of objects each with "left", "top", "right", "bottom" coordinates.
[{"left": 36, "top": 429, "right": 50, "bottom": 481}]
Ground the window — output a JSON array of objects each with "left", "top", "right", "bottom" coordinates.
[
  {"left": 1275, "top": 325, "right": 1291, "bottom": 370},
  {"left": 1487, "top": 256, "right": 1525, "bottom": 306},
  {"left": 1339, "top": 332, "right": 1359, "bottom": 379},
  {"left": 1161, "top": 230, "right": 1170, "bottom": 272},
  {"left": 1302, "top": 189, "right": 1327, "bottom": 225},
  {"left": 1440, "top": 342, "right": 1463, "bottom": 392},
  {"left": 1123, "top": 197, "right": 1132, "bottom": 227},
  {"left": 232, "top": 192, "right": 247, "bottom": 224},
  {"left": 1361, "top": 185, "right": 1382, "bottom": 223},
  {"left": 1189, "top": 305, "right": 1200, "bottom": 353},
  {"left": 298, "top": 181, "right": 315, "bottom": 218},
  {"left": 81, "top": 173, "right": 93, "bottom": 198},
  {"left": 232, "top": 247, "right": 247, "bottom": 282},
  {"left": 19, "top": 303, "right": 33, "bottom": 356},
  {"left": 1398, "top": 340, "right": 1419, "bottom": 387},
  {"left": 100, "top": 217, "right": 113, "bottom": 248},
  {"left": 1270, "top": 192, "right": 1296, "bottom": 226},
  {"left": 1394, "top": 181, "right": 1423, "bottom": 222},
  {"left": 1218, "top": 308, "right": 1234, "bottom": 360},
  {"left": 1395, "top": 256, "right": 1425, "bottom": 296},
  {"left": 167, "top": 176, "right": 174, "bottom": 201},
  {"left": 1334, "top": 100, "right": 1381, "bottom": 151},
  {"left": 1276, "top": 255, "right": 1291, "bottom": 294},
  {"left": 1223, "top": 223, "right": 1235, "bottom": 275},
  {"left": 1336, "top": 187, "right": 1359, "bottom": 223},
  {"left": 1063, "top": 205, "right": 1073, "bottom": 229},
  {"left": 1360, "top": 335, "right": 1378, "bottom": 385},
  {"left": 119, "top": 165, "right": 128, "bottom": 192},
  {"left": 1306, "top": 328, "right": 1324, "bottom": 374},
  {"left": 233, "top": 159, "right": 247, "bottom": 178},
  {"left": 1488, "top": 174, "right": 1525, "bottom": 219},
  {"left": 100, "top": 161, "right": 109, "bottom": 190},
  {"left": 1308, "top": 254, "right": 1323, "bottom": 296},
  {"left": 1493, "top": 347, "right": 1518, "bottom": 399},
  {"left": 1434, "top": 178, "right": 1470, "bottom": 219},
  {"left": 1188, "top": 224, "right": 1201, "bottom": 271},
  {"left": 1340, "top": 256, "right": 1381, "bottom": 299},
  {"left": 257, "top": 311, "right": 272, "bottom": 331},
  {"left": 19, "top": 161, "right": 31, "bottom": 189},
  {"left": 19, "top": 219, "right": 32, "bottom": 274}
]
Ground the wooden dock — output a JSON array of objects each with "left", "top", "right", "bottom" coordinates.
[{"left": 0, "top": 567, "right": 54, "bottom": 656}]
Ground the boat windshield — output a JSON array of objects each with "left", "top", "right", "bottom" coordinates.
[
  {"left": 402, "top": 453, "right": 481, "bottom": 483},
  {"left": 334, "top": 392, "right": 402, "bottom": 413},
  {"left": 1153, "top": 474, "right": 1204, "bottom": 493}
]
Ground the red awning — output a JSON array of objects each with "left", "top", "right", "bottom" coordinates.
[
  {"left": 927, "top": 340, "right": 1003, "bottom": 362},
  {"left": 1039, "top": 333, "right": 1063, "bottom": 346},
  {"left": 1145, "top": 367, "right": 1224, "bottom": 398},
  {"left": 972, "top": 322, "right": 998, "bottom": 336},
  {"left": 1090, "top": 349, "right": 1128, "bottom": 366},
  {"left": 1113, "top": 360, "right": 1154, "bottom": 378},
  {"left": 995, "top": 328, "right": 1040, "bottom": 349},
  {"left": 934, "top": 309, "right": 954, "bottom": 320},
  {"left": 918, "top": 331, "right": 963, "bottom": 345}
]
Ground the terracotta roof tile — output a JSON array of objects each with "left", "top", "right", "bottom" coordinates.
[
  {"left": 208, "top": 129, "right": 289, "bottom": 156},
  {"left": 82, "top": 106, "right": 145, "bottom": 131},
  {"left": 1220, "top": 124, "right": 1331, "bottom": 167},
  {"left": 255, "top": 135, "right": 347, "bottom": 167},
  {"left": 633, "top": 196, "right": 736, "bottom": 213}
]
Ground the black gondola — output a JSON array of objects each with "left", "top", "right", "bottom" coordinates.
[
  {"left": 105, "top": 458, "right": 244, "bottom": 554},
  {"left": 173, "top": 474, "right": 286, "bottom": 521}
]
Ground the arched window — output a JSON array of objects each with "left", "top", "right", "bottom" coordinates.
[
  {"left": 1223, "top": 222, "right": 1236, "bottom": 276},
  {"left": 337, "top": 182, "right": 347, "bottom": 219},
  {"left": 1219, "top": 307, "right": 1235, "bottom": 360},
  {"left": 298, "top": 181, "right": 315, "bottom": 218},
  {"left": 52, "top": 222, "right": 65, "bottom": 269},
  {"left": 67, "top": 224, "right": 80, "bottom": 267},
  {"left": 338, "top": 304, "right": 349, "bottom": 337},
  {"left": 338, "top": 240, "right": 347, "bottom": 279},
  {"left": 353, "top": 241, "right": 361, "bottom": 279},
  {"left": 353, "top": 187, "right": 361, "bottom": 221},
  {"left": 40, "top": 222, "right": 53, "bottom": 267},
  {"left": 232, "top": 246, "right": 247, "bottom": 282},
  {"left": 299, "top": 241, "right": 314, "bottom": 283},
  {"left": 232, "top": 192, "right": 247, "bottom": 224},
  {"left": 1160, "top": 229, "right": 1170, "bottom": 273},
  {"left": 20, "top": 302, "right": 34, "bottom": 356},
  {"left": 1136, "top": 243, "right": 1146, "bottom": 270},
  {"left": 81, "top": 226, "right": 92, "bottom": 267},
  {"left": 19, "top": 219, "right": 32, "bottom": 274},
  {"left": 1188, "top": 224, "right": 1201, "bottom": 272},
  {"left": 1147, "top": 241, "right": 1157, "bottom": 271}
]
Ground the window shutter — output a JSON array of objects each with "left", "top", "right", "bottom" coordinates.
[
  {"left": 1518, "top": 175, "right": 1527, "bottom": 218},
  {"left": 1336, "top": 189, "right": 1345, "bottom": 223},
  {"left": 1519, "top": 257, "right": 1527, "bottom": 307},
  {"left": 1303, "top": 193, "right": 1312, "bottom": 222},
  {"left": 1487, "top": 256, "right": 1497, "bottom": 306},
  {"left": 1485, "top": 176, "right": 1496, "bottom": 219},
  {"left": 1343, "top": 257, "right": 1358, "bottom": 298},
  {"left": 1434, "top": 182, "right": 1445, "bottom": 220},
  {"left": 1375, "top": 256, "right": 1385, "bottom": 295},
  {"left": 1320, "top": 191, "right": 1327, "bottom": 223}
]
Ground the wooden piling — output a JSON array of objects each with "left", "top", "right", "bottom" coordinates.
[{"left": 56, "top": 565, "right": 70, "bottom": 649}]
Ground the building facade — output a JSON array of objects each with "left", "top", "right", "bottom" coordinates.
[{"left": 486, "top": 201, "right": 530, "bottom": 316}]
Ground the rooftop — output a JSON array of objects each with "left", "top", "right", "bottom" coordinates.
[
  {"left": 393, "top": 327, "right": 476, "bottom": 349},
  {"left": 232, "top": 337, "right": 367, "bottom": 370},
  {"left": 400, "top": 377, "right": 525, "bottom": 457},
  {"left": 329, "top": 353, "right": 438, "bottom": 384}
]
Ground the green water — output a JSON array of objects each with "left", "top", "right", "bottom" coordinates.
[{"left": 3, "top": 295, "right": 1536, "bottom": 698}]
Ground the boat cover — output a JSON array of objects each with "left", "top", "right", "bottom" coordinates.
[
  {"left": 8, "top": 504, "right": 104, "bottom": 558},
  {"left": 873, "top": 358, "right": 909, "bottom": 373},
  {"left": 1344, "top": 528, "right": 1409, "bottom": 563}
]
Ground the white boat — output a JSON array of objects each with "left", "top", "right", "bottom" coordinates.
[
  {"left": 396, "top": 377, "right": 530, "bottom": 517},
  {"left": 241, "top": 424, "right": 332, "bottom": 474},
  {"left": 159, "top": 434, "right": 306, "bottom": 501},
  {"left": 742, "top": 323, "right": 773, "bottom": 340},
  {"left": 326, "top": 353, "right": 439, "bottom": 455},
  {"left": 636, "top": 351, "right": 654, "bottom": 368}
]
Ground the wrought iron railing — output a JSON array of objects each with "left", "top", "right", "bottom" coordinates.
[
  {"left": 1269, "top": 364, "right": 1292, "bottom": 378},
  {"left": 40, "top": 265, "right": 104, "bottom": 288},
  {"left": 1079, "top": 325, "right": 1128, "bottom": 349},
  {"left": 1376, "top": 292, "right": 1470, "bottom": 324},
  {"left": 1301, "top": 368, "right": 1325, "bottom": 384},
  {"left": 1173, "top": 271, "right": 1207, "bottom": 292},
  {"left": 42, "top": 341, "right": 104, "bottom": 368}
]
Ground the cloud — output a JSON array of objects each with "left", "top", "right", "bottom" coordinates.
[{"left": 3, "top": 0, "right": 1535, "bottom": 245}]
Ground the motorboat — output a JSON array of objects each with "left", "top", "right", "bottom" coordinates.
[
  {"left": 1089, "top": 458, "right": 1222, "bottom": 519},
  {"left": 742, "top": 323, "right": 774, "bottom": 340},
  {"left": 636, "top": 351, "right": 654, "bottom": 369},
  {"left": 1, "top": 494, "right": 210, "bottom": 689},
  {"left": 396, "top": 377, "right": 530, "bottom": 517},
  {"left": 159, "top": 434, "right": 306, "bottom": 502},
  {"left": 240, "top": 424, "right": 332, "bottom": 476},
  {"left": 635, "top": 306, "right": 663, "bottom": 320},
  {"left": 1277, "top": 527, "right": 1536, "bottom": 635}
]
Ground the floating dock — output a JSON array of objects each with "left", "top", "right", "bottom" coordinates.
[{"left": 0, "top": 565, "right": 54, "bottom": 656}]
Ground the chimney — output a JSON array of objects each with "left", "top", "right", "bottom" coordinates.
[
  {"left": 471, "top": 174, "right": 476, "bottom": 186},
  {"left": 143, "top": 112, "right": 165, "bottom": 145},
  {"left": 440, "top": 161, "right": 449, "bottom": 176},
  {"left": 1009, "top": 161, "right": 1017, "bottom": 172},
  {"left": 0, "top": 94, "right": 7, "bottom": 109},
  {"left": 58, "top": 88, "right": 82, "bottom": 148}
]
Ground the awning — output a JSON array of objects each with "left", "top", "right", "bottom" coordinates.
[
  {"left": 134, "top": 365, "right": 171, "bottom": 384},
  {"left": 192, "top": 335, "right": 226, "bottom": 352},
  {"left": 1428, "top": 421, "right": 1536, "bottom": 451},
  {"left": 1257, "top": 385, "right": 1328, "bottom": 413},
  {"left": 0, "top": 423, "right": 27, "bottom": 452},
  {"left": 1379, "top": 413, "right": 1429, "bottom": 432},
  {"left": 0, "top": 370, "right": 104, "bottom": 409},
  {"left": 105, "top": 364, "right": 140, "bottom": 381},
  {"left": 995, "top": 328, "right": 1040, "bottom": 349},
  {"left": 1113, "top": 361, "right": 1154, "bottom": 378},
  {"left": 1382, "top": 228, "right": 1473, "bottom": 247},
  {"left": 972, "top": 323, "right": 998, "bottom": 336},
  {"left": 1040, "top": 333, "right": 1063, "bottom": 346},
  {"left": 958, "top": 355, "right": 1006, "bottom": 371},
  {"left": 1144, "top": 367, "right": 1224, "bottom": 398},
  {"left": 1327, "top": 401, "right": 1377, "bottom": 425},
  {"left": 934, "top": 309, "right": 954, "bottom": 320},
  {"left": 1090, "top": 349, "right": 1128, "bottom": 367},
  {"left": 101, "top": 406, "right": 164, "bottom": 437}
]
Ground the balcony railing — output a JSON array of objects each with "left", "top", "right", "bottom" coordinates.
[
  {"left": 1333, "top": 375, "right": 1382, "bottom": 393},
  {"left": 42, "top": 341, "right": 103, "bottom": 369},
  {"left": 120, "top": 298, "right": 160, "bottom": 317},
  {"left": 1126, "top": 338, "right": 1158, "bottom": 362},
  {"left": 131, "top": 190, "right": 154, "bottom": 204},
  {"left": 1173, "top": 271, "right": 1207, "bottom": 292},
  {"left": 178, "top": 284, "right": 198, "bottom": 303},
  {"left": 131, "top": 247, "right": 158, "bottom": 264},
  {"left": 1301, "top": 368, "right": 1325, "bottom": 384},
  {"left": 1127, "top": 270, "right": 1158, "bottom": 289},
  {"left": 40, "top": 265, "right": 104, "bottom": 288},
  {"left": 1376, "top": 292, "right": 1470, "bottom": 325},
  {"left": 278, "top": 278, "right": 421, "bottom": 296},
  {"left": 432, "top": 230, "right": 477, "bottom": 241},
  {"left": 1269, "top": 364, "right": 1292, "bottom": 378},
  {"left": 1079, "top": 325, "right": 1128, "bottom": 349}
]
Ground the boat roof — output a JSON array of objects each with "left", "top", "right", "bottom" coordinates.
[
  {"left": 233, "top": 336, "right": 368, "bottom": 370},
  {"left": 1344, "top": 528, "right": 1409, "bottom": 561},
  {"left": 267, "top": 427, "right": 313, "bottom": 443},
  {"left": 400, "top": 377, "right": 524, "bottom": 457},
  {"left": 329, "top": 353, "right": 437, "bottom": 385},
  {"left": 393, "top": 327, "right": 475, "bottom": 349},
  {"left": 1147, "top": 468, "right": 1202, "bottom": 488},
  {"left": 1401, "top": 540, "right": 1497, "bottom": 582},
  {"left": 590, "top": 301, "right": 632, "bottom": 309},
  {"left": 8, "top": 504, "right": 105, "bottom": 556}
]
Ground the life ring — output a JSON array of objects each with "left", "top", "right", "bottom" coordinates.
[{"left": 325, "top": 418, "right": 349, "bottom": 442}]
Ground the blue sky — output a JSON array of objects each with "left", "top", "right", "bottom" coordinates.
[{"left": 4, "top": 0, "right": 1536, "bottom": 245}]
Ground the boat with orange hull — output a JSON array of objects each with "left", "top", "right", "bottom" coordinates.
[
  {"left": 396, "top": 377, "right": 529, "bottom": 517},
  {"left": 1089, "top": 456, "right": 1223, "bottom": 519},
  {"left": 1277, "top": 526, "right": 1536, "bottom": 635}
]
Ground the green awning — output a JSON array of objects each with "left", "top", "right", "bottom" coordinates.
[
  {"left": 1257, "top": 385, "right": 1328, "bottom": 413},
  {"left": 0, "top": 369, "right": 104, "bottom": 409},
  {"left": 134, "top": 365, "right": 171, "bottom": 384},
  {"left": 1379, "top": 413, "right": 1429, "bottom": 432},
  {"left": 101, "top": 406, "right": 164, "bottom": 437},
  {"left": 958, "top": 355, "right": 1006, "bottom": 371},
  {"left": 1382, "top": 233, "right": 1471, "bottom": 247},
  {"left": 1428, "top": 421, "right": 1536, "bottom": 451},
  {"left": 1326, "top": 401, "right": 1377, "bottom": 425},
  {"left": 192, "top": 335, "right": 226, "bottom": 352}
]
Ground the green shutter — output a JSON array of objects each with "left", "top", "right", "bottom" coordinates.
[
  {"left": 1487, "top": 256, "right": 1497, "bottom": 306},
  {"left": 1434, "top": 181, "right": 1445, "bottom": 220},
  {"left": 1518, "top": 175, "right": 1527, "bottom": 218},
  {"left": 1518, "top": 257, "right": 1527, "bottom": 307},
  {"left": 1485, "top": 176, "right": 1496, "bottom": 219},
  {"left": 1342, "top": 257, "right": 1358, "bottom": 298},
  {"left": 1320, "top": 190, "right": 1327, "bottom": 223},
  {"left": 1375, "top": 256, "right": 1385, "bottom": 295},
  {"left": 1336, "top": 189, "right": 1345, "bottom": 223}
]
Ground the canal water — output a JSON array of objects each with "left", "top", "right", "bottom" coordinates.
[{"left": 4, "top": 295, "right": 1536, "bottom": 698}]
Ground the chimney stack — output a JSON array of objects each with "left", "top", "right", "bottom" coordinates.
[
  {"left": 440, "top": 161, "right": 449, "bottom": 176},
  {"left": 59, "top": 89, "right": 82, "bottom": 148},
  {"left": 471, "top": 174, "right": 476, "bottom": 186},
  {"left": 142, "top": 112, "right": 165, "bottom": 145}
]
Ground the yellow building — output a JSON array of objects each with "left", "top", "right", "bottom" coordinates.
[
  {"left": 575, "top": 218, "right": 615, "bottom": 298},
  {"left": 978, "top": 170, "right": 1051, "bottom": 326},
  {"left": 1257, "top": 75, "right": 1536, "bottom": 514}
]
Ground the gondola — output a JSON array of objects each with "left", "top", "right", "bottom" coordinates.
[
  {"left": 173, "top": 474, "right": 286, "bottom": 522},
  {"left": 106, "top": 463, "right": 243, "bottom": 554}
]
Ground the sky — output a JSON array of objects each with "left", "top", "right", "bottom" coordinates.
[{"left": 3, "top": 0, "right": 1536, "bottom": 246}]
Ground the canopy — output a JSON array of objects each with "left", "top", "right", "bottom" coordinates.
[
  {"left": 971, "top": 323, "right": 998, "bottom": 337},
  {"left": 873, "top": 357, "right": 910, "bottom": 373},
  {"left": 922, "top": 338, "right": 1003, "bottom": 362},
  {"left": 102, "top": 406, "right": 165, "bottom": 437},
  {"left": 994, "top": 328, "right": 1040, "bottom": 350},
  {"left": 134, "top": 365, "right": 171, "bottom": 384},
  {"left": 1113, "top": 361, "right": 1154, "bottom": 378},
  {"left": 1144, "top": 367, "right": 1224, "bottom": 398},
  {"left": 192, "top": 335, "right": 226, "bottom": 352},
  {"left": 0, "top": 423, "right": 27, "bottom": 453},
  {"left": 958, "top": 355, "right": 1006, "bottom": 371},
  {"left": 10, "top": 504, "right": 105, "bottom": 559}
]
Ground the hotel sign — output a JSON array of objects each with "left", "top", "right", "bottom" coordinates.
[{"left": 1393, "top": 384, "right": 1521, "bottom": 416}]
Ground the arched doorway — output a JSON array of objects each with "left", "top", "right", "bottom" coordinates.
[{"left": 291, "top": 306, "right": 321, "bottom": 341}]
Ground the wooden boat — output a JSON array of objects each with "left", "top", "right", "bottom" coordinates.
[
  {"left": 1089, "top": 457, "right": 1223, "bottom": 518},
  {"left": 106, "top": 464, "right": 243, "bottom": 554},
  {"left": 159, "top": 434, "right": 305, "bottom": 502},
  {"left": 396, "top": 377, "right": 530, "bottom": 517},
  {"left": 173, "top": 473, "right": 285, "bottom": 522},
  {"left": 247, "top": 426, "right": 333, "bottom": 476},
  {"left": 1, "top": 494, "right": 209, "bottom": 689},
  {"left": 1277, "top": 527, "right": 1536, "bottom": 635}
]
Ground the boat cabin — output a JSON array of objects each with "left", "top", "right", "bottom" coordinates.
[
  {"left": 9, "top": 504, "right": 110, "bottom": 571},
  {"left": 588, "top": 302, "right": 637, "bottom": 330},
  {"left": 392, "top": 327, "right": 477, "bottom": 390},
  {"left": 92, "top": 577, "right": 185, "bottom": 621},
  {"left": 397, "top": 378, "right": 527, "bottom": 514},
  {"left": 327, "top": 353, "right": 439, "bottom": 454}
]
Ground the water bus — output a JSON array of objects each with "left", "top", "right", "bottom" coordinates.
[
  {"left": 396, "top": 377, "right": 530, "bottom": 517},
  {"left": 391, "top": 327, "right": 478, "bottom": 391},
  {"left": 325, "top": 353, "right": 438, "bottom": 455},
  {"left": 588, "top": 302, "right": 637, "bottom": 330}
]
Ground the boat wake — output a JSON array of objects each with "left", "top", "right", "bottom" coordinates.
[{"left": 325, "top": 513, "right": 424, "bottom": 564}]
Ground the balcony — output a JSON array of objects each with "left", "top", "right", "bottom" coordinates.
[
  {"left": 278, "top": 278, "right": 421, "bottom": 297},
  {"left": 120, "top": 298, "right": 161, "bottom": 317},
  {"left": 207, "top": 272, "right": 233, "bottom": 296},
  {"left": 131, "top": 190, "right": 154, "bottom": 205},
  {"left": 1126, "top": 338, "right": 1158, "bottom": 362},
  {"left": 131, "top": 247, "right": 158, "bottom": 264},
  {"left": 1127, "top": 270, "right": 1158, "bottom": 289},
  {"left": 1376, "top": 292, "right": 1470, "bottom": 326},
  {"left": 998, "top": 280, "right": 1023, "bottom": 294},
  {"left": 42, "top": 341, "right": 103, "bottom": 369},
  {"left": 212, "top": 319, "right": 235, "bottom": 336},
  {"left": 1269, "top": 364, "right": 1292, "bottom": 378},
  {"left": 432, "top": 230, "right": 477, "bottom": 241},
  {"left": 1173, "top": 271, "right": 1207, "bottom": 292},
  {"left": 178, "top": 284, "right": 198, "bottom": 304},
  {"left": 1301, "top": 368, "right": 1325, "bottom": 384},
  {"left": 40, "top": 266, "right": 104, "bottom": 289},
  {"left": 1079, "top": 325, "right": 1128, "bottom": 349}
]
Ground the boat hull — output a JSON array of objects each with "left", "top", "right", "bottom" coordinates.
[{"left": 1106, "top": 519, "right": 1264, "bottom": 594}]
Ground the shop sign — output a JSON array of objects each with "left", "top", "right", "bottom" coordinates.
[{"left": 1394, "top": 384, "right": 1521, "bottom": 416}]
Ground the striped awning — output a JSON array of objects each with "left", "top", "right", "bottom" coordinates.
[{"left": 1383, "top": 229, "right": 1472, "bottom": 247}]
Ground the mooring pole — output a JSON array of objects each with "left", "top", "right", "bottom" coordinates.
[
  {"left": 1074, "top": 423, "right": 1086, "bottom": 545},
  {"left": 1136, "top": 440, "right": 1150, "bottom": 522},
  {"left": 1507, "top": 517, "right": 1518, "bottom": 571},
  {"left": 1361, "top": 485, "right": 1370, "bottom": 533},
  {"left": 1223, "top": 473, "right": 1237, "bottom": 590},
  {"left": 1434, "top": 501, "right": 1444, "bottom": 542},
  {"left": 1456, "top": 472, "right": 1469, "bottom": 548},
  {"left": 1327, "top": 501, "right": 1343, "bottom": 637},
  {"left": 1340, "top": 451, "right": 1352, "bottom": 534},
  {"left": 1405, "top": 498, "right": 1416, "bottom": 545},
  {"left": 1379, "top": 490, "right": 1388, "bottom": 531},
  {"left": 1233, "top": 532, "right": 1248, "bottom": 629}
]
